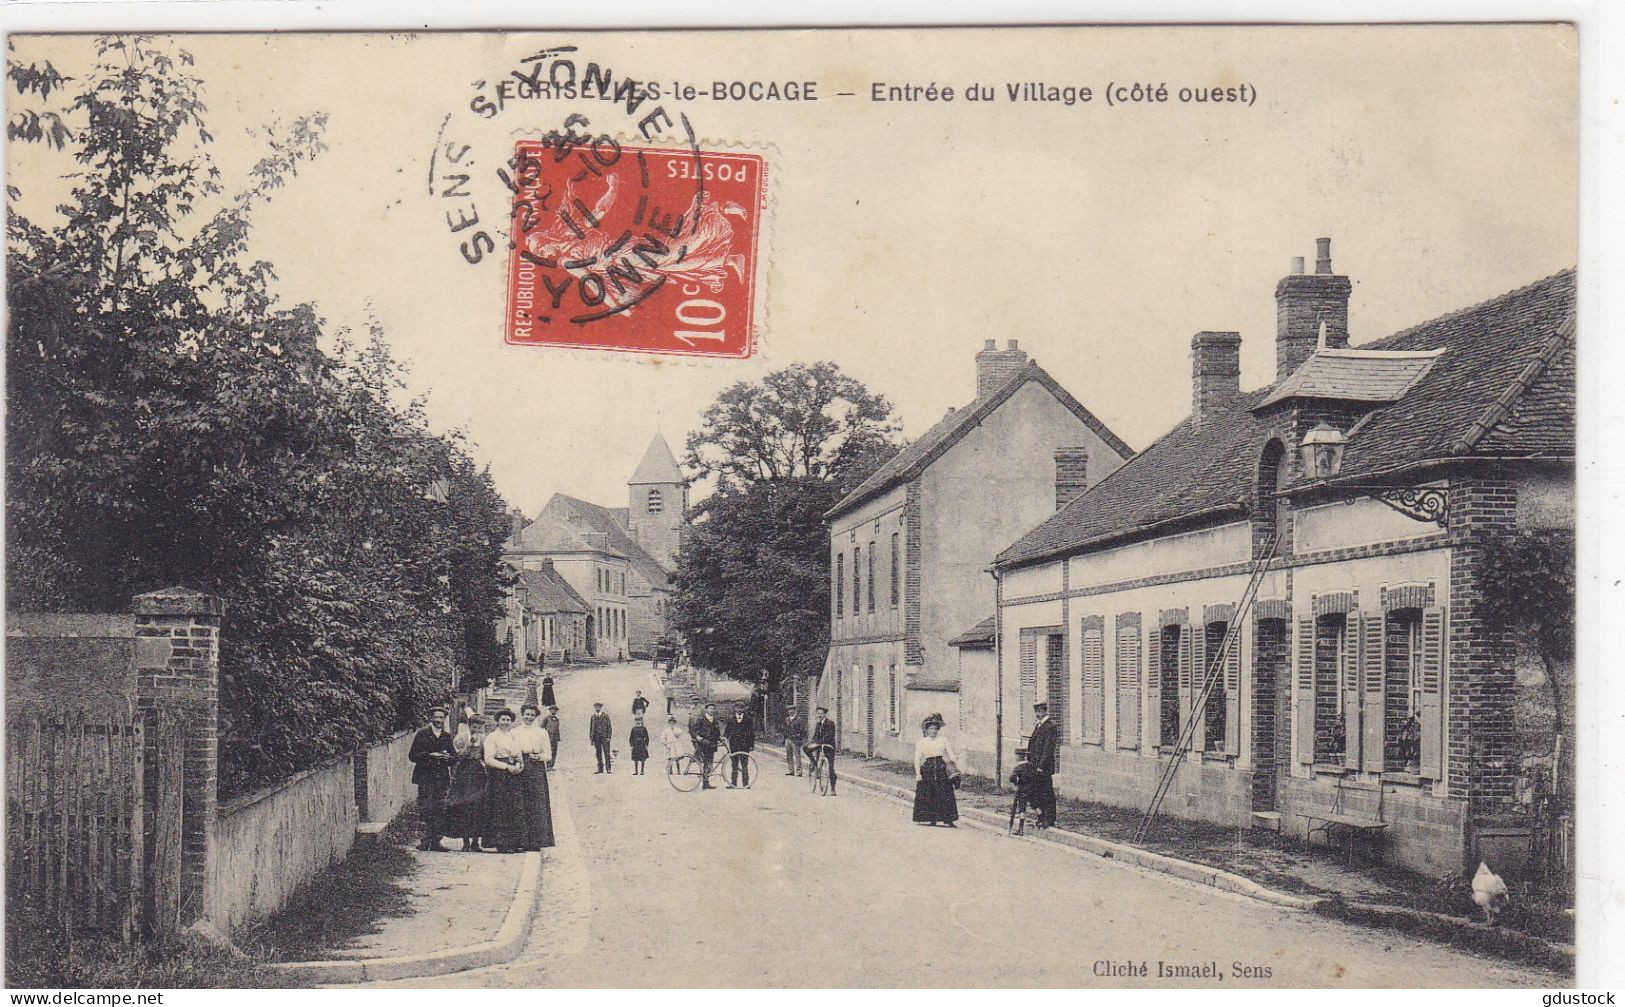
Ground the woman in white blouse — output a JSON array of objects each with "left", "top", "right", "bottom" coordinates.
[
  {"left": 482, "top": 709, "right": 527, "bottom": 852},
  {"left": 912, "top": 713, "right": 961, "bottom": 827},
  {"left": 512, "top": 704, "right": 555, "bottom": 850}
]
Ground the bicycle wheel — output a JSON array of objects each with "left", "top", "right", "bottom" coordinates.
[
  {"left": 724, "top": 753, "right": 760, "bottom": 789},
  {"left": 667, "top": 755, "right": 700, "bottom": 792},
  {"left": 809, "top": 755, "right": 829, "bottom": 795}
]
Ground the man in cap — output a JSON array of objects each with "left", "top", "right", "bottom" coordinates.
[
  {"left": 589, "top": 702, "right": 614, "bottom": 773},
  {"left": 1025, "top": 701, "right": 1060, "bottom": 828},
  {"left": 805, "top": 705, "right": 838, "bottom": 795},
  {"left": 782, "top": 704, "right": 807, "bottom": 776},
  {"left": 690, "top": 702, "right": 723, "bottom": 790},
  {"left": 408, "top": 705, "right": 456, "bottom": 851}
]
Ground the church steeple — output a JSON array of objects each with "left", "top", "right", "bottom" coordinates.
[{"left": 626, "top": 433, "right": 687, "bottom": 571}]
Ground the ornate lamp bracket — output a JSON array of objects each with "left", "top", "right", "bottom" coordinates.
[{"left": 1369, "top": 486, "right": 1449, "bottom": 528}]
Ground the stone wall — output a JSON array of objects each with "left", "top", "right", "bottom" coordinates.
[
  {"left": 209, "top": 754, "right": 360, "bottom": 933},
  {"left": 356, "top": 730, "right": 417, "bottom": 826}
]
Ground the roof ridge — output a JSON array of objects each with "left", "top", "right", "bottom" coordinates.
[
  {"left": 826, "top": 359, "right": 1132, "bottom": 519},
  {"left": 1452, "top": 310, "right": 1576, "bottom": 454},
  {"left": 1360, "top": 268, "right": 1575, "bottom": 351}
]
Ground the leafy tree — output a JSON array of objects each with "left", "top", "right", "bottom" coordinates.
[
  {"left": 7, "top": 36, "right": 512, "bottom": 795},
  {"left": 1479, "top": 527, "right": 1575, "bottom": 797},
  {"left": 672, "top": 363, "right": 900, "bottom": 691},
  {"left": 684, "top": 360, "right": 900, "bottom": 489}
]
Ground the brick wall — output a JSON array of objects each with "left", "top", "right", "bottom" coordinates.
[
  {"left": 1054, "top": 447, "right": 1089, "bottom": 510},
  {"left": 1447, "top": 475, "right": 1519, "bottom": 814},
  {"left": 904, "top": 479, "right": 924, "bottom": 665},
  {"left": 132, "top": 587, "right": 223, "bottom": 928},
  {"left": 1251, "top": 617, "right": 1288, "bottom": 809}
]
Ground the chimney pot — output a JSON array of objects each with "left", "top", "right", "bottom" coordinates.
[
  {"left": 1315, "top": 237, "right": 1333, "bottom": 275},
  {"left": 1291, "top": 256, "right": 1305, "bottom": 275},
  {"left": 1275, "top": 238, "right": 1352, "bottom": 381},
  {"left": 983, "top": 339, "right": 997, "bottom": 350},
  {"left": 1007, "top": 339, "right": 1020, "bottom": 350},
  {"left": 975, "top": 339, "right": 1030, "bottom": 399}
]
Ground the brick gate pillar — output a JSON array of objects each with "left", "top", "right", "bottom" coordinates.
[{"left": 133, "top": 587, "right": 223, "bottom": 928}]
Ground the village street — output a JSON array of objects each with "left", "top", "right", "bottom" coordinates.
[{"left": 367, "top": 661, "right": 1558, "bottom": 989}]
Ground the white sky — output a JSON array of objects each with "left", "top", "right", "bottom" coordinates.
[{"left": 6, "top": 26, "right": 1578, "bottom": 515}]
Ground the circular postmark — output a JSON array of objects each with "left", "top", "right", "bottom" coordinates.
[{"left": 427, "top": 46, "right": 765, "bottom": 359}]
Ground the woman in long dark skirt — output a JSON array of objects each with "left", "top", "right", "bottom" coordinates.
[
  {"left": 481, "top": 708, "right": 527, "bottom": 852},
  {"left": 514, "top": 704, "right": 555, "bottom": 850},
  {"left": 540, "top": 674, "right": 557, "bottom": 709},
  {"left": 445, "top": 717, "right": 490, "bottom": 851},
  {"left": 912, "top": 713, "right": 961, "bottom": 826}
]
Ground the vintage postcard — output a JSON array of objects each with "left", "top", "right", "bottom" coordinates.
[{"left": 2, "top": 20, "right": 1600, "bottom": 992}]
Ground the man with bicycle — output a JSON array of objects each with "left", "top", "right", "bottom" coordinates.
[
  {"left": 690, "top": 702, "right": 723, "bottom": 790},
  {"left": 722, "top": 701, "right": 756, "bottom": 788},
  {"left": 804, "top": 705, "right": 837, "bottom": 796}
]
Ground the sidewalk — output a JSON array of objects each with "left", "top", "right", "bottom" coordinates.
[{"left": 835, "top": 754, "right": 1573, "bottom": 973}]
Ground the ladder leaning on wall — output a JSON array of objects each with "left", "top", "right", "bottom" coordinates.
[{"left": 1135, "top": 532, "right": 1279, "bottom": 844}]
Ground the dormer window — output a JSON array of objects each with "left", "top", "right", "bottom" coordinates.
[{"left": 647, "top": 488, "right": 663, "bottom": 513}]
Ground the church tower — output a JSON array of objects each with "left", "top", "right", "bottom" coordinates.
[{"left": 626, "top": 433, "right": 688, "bottom": 571}]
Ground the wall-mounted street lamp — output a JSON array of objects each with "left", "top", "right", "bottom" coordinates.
[{"left": 1300, "top": 421, "right": 1347, "bottom": 479}]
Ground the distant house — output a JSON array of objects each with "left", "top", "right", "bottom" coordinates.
[
  {"left": 991, "top": 239, "right": 1574, "bottom": 876},
  {"left": 504, "top": 434, "right": 687, "bottom": 660},
  {"left": 515, "top": 562, "right": 590, "bottom": 664},
  {"left": 815, "top": 340, "right": 1133, "bottom": 769}
]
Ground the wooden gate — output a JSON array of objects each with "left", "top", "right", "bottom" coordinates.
[{"left": 5, "top": 704, "right": 145, "bottom": 941}]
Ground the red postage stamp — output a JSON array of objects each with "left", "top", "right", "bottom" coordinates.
[{"left": 505, "top": 140, "right": 766, "bottom": 358}]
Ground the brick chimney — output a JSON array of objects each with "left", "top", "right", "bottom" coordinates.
[
  {"left": 976, "top": 339, "right": 1029, "bottom": 399},
  {"left": 1191, "top": 331, "right": 1241, "bottom": 430},
  {"left": 509, "top": 508, "right": 526, "bottom": 540},
  {"left": 1274, "top": 237, "right": 1351, "bottom": 381},
  {"left": 1055, "top": 447, "right": 1089, "bottom": 510}
]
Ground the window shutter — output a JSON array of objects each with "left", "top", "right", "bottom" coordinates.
[
  {"left": 1019, "top": 632, "right": 1038, "bottom": 737},
  {"left": 1046, "top": 634, "right": 1068, "bottom": 744},
  {"left": 1419, "top": 606, "right": 1446, "bottom": 780},
  {"left": 1342, "top": 614, "right": 1362, "bottom": 768},
  {"left": 1116, "top": 625, "right": 1141, "bottom": 749},
  {"left": 1145, "top": 626, "right": 1162, "bottom": 750},
  {"left": 1081, "top": 628, "right": 1105, "bottom": 745},
  {"left": 1295, "top": 617, "right": 1316, "bottom": 764},
  {"left": 1184, "top": 622, "right": 1203, "bottom": 753},
  {"left": 1223, "top": 625, "right": 1241, "bottom": 756},
  {"left": 1360, "top": 612, "right": 1387, "bottom": 773}
]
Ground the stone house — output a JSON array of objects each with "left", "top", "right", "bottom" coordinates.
[
  {"left": 516, "top": 562, "right": 590, "bottom": 664},
  {"left": 990, "top": 239, "right": 1574, "bottom": 876},
  {"left": 816, "top": 341, "right": 1133, "bottom": 768},
  {"left": 505, "top": 434, "right": 688, "bottom": 660}
]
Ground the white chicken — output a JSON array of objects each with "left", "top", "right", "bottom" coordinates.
[{"left": 1471, "top": 860, "right": 1510, "bottom": 924}]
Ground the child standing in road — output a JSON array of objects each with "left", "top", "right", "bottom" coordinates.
[
  {"left": 630, "top": 716, "right": 651, "bottom": 775},
  {"left": 660, "top": 716, "right": 687, "bottom": 774}
]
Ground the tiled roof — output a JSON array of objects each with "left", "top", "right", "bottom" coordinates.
[
  {"left": 519, "top": 567, "right": 589, "bottom": 615},
  {"left": 948, "top": 616, "right": 996, "bottom": 649},
  {"left": 1256, "top": 349, "right": 1442, "bottom": 409},
  {"left": 546, "top": 494, "right": 673, "bottom": 590},
  {"left": 508, "top": 515, "right": 628, "bottom": 558},
  {"left": 629, "top": 433, "right": 684, "bottom": 485},
  {"left": 996, "top": 269, "right": 1575, "bottom": 569},
  {"left": 827, "top": 362, "right": 1133, "bottom": 519}
]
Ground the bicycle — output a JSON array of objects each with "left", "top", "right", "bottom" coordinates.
[
  {"left": 806, "top": 744, "right": 834, "bottom": 796},
  {"left": 667, "top": 742, "right": 736, "bottom": 792}
]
